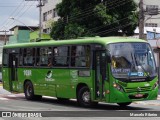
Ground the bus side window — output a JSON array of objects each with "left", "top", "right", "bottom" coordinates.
[
  {"left": 36, "top": 48, "right": 40, "bottom": 66},
  {"left": 71, "top": 45, "right": 91, "bottom": 67},
  {"left": 23, "top": 48, "right": 35, "bottom": 66},
  {"left": 3, "top": 49, "right": 8, "bottom": 67},
  {"left": 19, "top": 48, "right": 23, "bottom": 66},
  {"left": 53, "top": 46, "right": 69, "bottom": 67},
  {"left": 39, "top": 47, "right": 53, "bottom": 67}
]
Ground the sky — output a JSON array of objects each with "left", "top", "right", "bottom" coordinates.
[{"left": 0, "top": 0, "right": 39, "bottom": 32}]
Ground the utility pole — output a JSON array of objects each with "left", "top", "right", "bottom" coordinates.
[
  {"left": 0, "top": 30, "right": 9, "bottom": 45},
  {"left": 37, "top": 0, "right": 44, "bottom": 40},
  {"left": 139, "top": 0, "right": 145, "bottom": 39},
  {"left": 25, "top": 0, "right": 44, "bottom": 39}
]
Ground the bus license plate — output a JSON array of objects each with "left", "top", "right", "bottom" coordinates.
[{"left": 135, "top": 94, "right": 143, "bottom": 98}]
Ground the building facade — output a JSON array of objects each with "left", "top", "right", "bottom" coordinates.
[
  {"left": 135, "top": 0, "right": 160, "bottom": 27},
  {"left": 42, "top": 0, "right": 160, "bottom": 33},
  {"left": 9, "top": 26, "right": 38, "bottom": 44},
  {"left": 42, "top": 0, "right": 61, "bottom": 34}
]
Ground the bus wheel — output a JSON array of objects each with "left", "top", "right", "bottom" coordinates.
[
  {"left": 77, "top": 86, "right": 96, "bottom": 107},
  {"left": 24, "top": 81, "right": 35, "bottom": 100},
  {"left": 117, "top": 102, "right": 132, "bottom": 107}
]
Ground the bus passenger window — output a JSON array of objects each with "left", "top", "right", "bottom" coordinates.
[
  {"left": 23, "top": 48, "right": 35, "bottom": 66},
  {"left": 19, "top": 48, "right": 23, "bottom": 66},
  {"left": 39, "top": 47, "right": 53, "bottom": 67},
  {"left": 71, "top": 45, "right": 90, "bottom": 67},
  {"left": 53, "top": 46, "right": 69, "bottom": 67},
  {"left": 3, "top": 49, "right": 8, "bottom": 66}
]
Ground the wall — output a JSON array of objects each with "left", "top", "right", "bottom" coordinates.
[
  {"left": 134, "top": 0, "right": 160, "bottom": 27},
  {"left": 30, "top": 30, "right": 51, "bottom": 42},
  {"left": 17, "top": 30, "right": 30, "bottom": 43},
  {"left": 42, "top": 0, "right": 62, "bottom": 33}
]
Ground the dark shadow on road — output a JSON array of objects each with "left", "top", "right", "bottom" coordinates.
[{"left": 28, "top": 97, "right": 152, "bottom": 111}]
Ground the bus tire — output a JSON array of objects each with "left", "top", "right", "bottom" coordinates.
[
  {"left": 117, "top": 102, "right": 132, "bottom": 107},
  {"left": 77, "top": 86, "right": 97, "bottom": 107},
  {"left": 24, "top": 81, "right": 35, "bottom": 100}
]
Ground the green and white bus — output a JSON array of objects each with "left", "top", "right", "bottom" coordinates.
[{"left": 2, "top": 37, "right": 158, "bottom": 107}]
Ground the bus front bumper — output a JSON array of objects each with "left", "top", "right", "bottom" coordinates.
[{"left": 108, "top": 87, "right": 158, "bottom": 103}]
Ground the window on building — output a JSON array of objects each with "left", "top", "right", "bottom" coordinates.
[
  {"left": 146, "top": 5, "right": 159, "bottom": 15},
  {"left": 43, "top": 12, "right": 47, "bottom": 21},
  {"left": 145, "top": 23, "right": 158, "bottom": 27},
  {"left": 53, "top": 8, "right": 58, "bottom": 18},
  {"left": 53, "top": 46, "right": 69, "bottom": 67},
  {"left": 43, "top": 0, "right": 48, "bottom": 5},
  {"left": 71, "top": 45, "right": 91, "bottom": 67}
]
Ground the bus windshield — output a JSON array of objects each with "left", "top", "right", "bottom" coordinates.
[{"left": 108, "top": 43, "right": 157, "bottom": 79}]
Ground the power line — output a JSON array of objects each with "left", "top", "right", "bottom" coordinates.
[
  {"left": 0, "top": 5, "right": 36, "bottom": 7},
  {"left": 52, "top": 0, "right": 134, "bottom": 29},
  {"left": 0, "top": 0, "right": 25, "bottom": 30},
  {"left": 4, "top": 1, "right": 37, "bottom": 30},
  {"left": 96, "top": 22, "right": 132, "bottom": 36}
]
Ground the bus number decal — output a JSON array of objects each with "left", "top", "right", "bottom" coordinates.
[{"left": 23, "top": 70, "right": 32, "bottom": 77}]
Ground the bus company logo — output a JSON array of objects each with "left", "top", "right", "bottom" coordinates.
[
  {"left": 45, "top": 71, "right": 55, "bottom": 81},
  {"left": 70, "top": 70, "right": 78, "bottom": 79}
]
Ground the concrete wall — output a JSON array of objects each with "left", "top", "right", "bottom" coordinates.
[{"left": 42, "top": 0, "right": 62, "bottom": 33}]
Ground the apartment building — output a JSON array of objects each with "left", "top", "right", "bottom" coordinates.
[
  {"left": 135, "top": 0, "right": 160, "bottom": 27},
  {"left": 42, "top": 0, "right": 160, "bottom": 32},
  {"left": 42, "top": 0, "right": 61, "bottom": 34}
]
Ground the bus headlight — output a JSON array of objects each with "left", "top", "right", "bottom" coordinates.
[
  {"left": 152, "top": 82, "right": 158, "bottom": 90},
  {"left": 113, "top": 83, "right": 124, "bottom": 92}
]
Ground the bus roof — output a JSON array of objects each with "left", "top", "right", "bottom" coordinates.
[{"left": 3, "top": 37, "right": 147, "bottom": 48}]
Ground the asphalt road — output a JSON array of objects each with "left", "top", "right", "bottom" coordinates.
[{"left": 0, "top": 86, "right": 160, "bottom": 120}]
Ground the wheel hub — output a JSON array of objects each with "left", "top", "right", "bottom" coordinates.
[{"left": 82, "top": 91, "right": 90, "bottom": 103}]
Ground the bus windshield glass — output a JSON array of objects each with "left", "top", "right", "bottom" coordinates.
[{"left": 108, "top": 43, "right": 157, "bottom": 79}]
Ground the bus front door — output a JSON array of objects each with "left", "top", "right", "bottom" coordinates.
[
  {"left": 9, "top": 54, "right": 19, "bottom": 92},
  {"left": 95, "top": 51, "right": 109, "bottom": 102}
]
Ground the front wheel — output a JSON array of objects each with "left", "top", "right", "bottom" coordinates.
[
  {"left": 77, "top": 86, "right": 97, "bottom": 107},
  {"left": 117, "top": 102, "right": 132, "bottom": 107}
]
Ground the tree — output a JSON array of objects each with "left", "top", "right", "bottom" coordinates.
[{"left": 50, "top": 0, "right": 138, "bottom": 40}]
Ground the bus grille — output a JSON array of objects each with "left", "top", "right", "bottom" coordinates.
[{"left": 124, "top": 86, "right": 151, "bottom": 93}]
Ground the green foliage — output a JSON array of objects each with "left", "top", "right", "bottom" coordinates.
[{"left": 50, "top": 0, "right": 138, "bottom": 40}]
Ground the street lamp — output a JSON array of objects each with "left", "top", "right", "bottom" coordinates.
[{"left": 9, "top": 17, "right": 34, "bottom": 32}]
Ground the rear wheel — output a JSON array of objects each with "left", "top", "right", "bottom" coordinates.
[
  {"left": 117, "top": 102, "right": 132, "bottom": 107},
  {"left": 24, "top": 81, "right": 42, "bottom": 100},
  {"left": 77, "top": 86, "right": 97, "bottom": 107}
]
